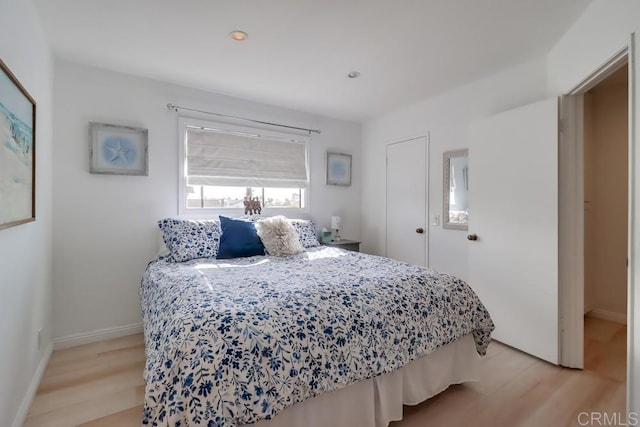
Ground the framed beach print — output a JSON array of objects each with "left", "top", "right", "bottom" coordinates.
[
  {"left": 0, "top": 58, "right": 36, "bottom": 231},
  {"left": 326, "top": 152, "right": 352, "bottom": 186},
  {"left": 89, "top": 122, "right": 148, "bottom": 175}
]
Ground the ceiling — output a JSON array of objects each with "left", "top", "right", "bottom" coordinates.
[{"left": 34, "top": 0, "right": 591, "bottom": 122}]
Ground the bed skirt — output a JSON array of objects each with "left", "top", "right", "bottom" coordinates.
[{"left": 245, "top": 333, "right": 480, "bottom": 427}]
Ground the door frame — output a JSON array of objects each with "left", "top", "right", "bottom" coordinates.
[
  {"left": 560, "top": 35, "right": 636, "bottom": 412},
  {"left": 385, "top": 133, "right": 430, "bottom": 267}
]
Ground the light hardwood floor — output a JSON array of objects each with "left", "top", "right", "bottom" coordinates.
[{"left": 25, "top": 317, "right": 625, "bottom": 427}]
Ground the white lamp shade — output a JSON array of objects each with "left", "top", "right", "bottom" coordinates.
[{"left": 331, "top": 216, "right": 342, "bottom": 229}]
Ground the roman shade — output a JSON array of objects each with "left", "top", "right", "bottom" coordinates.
[{"left": 186, "top": 127, "right": 308, "bottom": 188}]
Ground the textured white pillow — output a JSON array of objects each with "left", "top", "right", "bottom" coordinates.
[
  {"left": 156, "top": 230, "right": 171, "bottom": 258},
  {"left": 255, "top": 215, "right": 305, "bottom": 256}
]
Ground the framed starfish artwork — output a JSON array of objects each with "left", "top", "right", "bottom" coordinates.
[{"left": 89, "top": 122, "right": 148, "bottom": 175}]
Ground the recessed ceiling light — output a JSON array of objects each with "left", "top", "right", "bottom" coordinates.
[
  {"left": 347, "top": 71, "right": 361, "bottom": 79},
  {"left": 230, "top": 30, "right": 248, "bottom": 41}
]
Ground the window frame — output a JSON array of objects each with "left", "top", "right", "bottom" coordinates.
[{"left": 178, "top": 116, "right": 310, "bottom": 217}]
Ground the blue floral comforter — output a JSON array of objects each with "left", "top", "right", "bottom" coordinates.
[{"left": 140, "top": 247, "right": 494, "bottom": 426}]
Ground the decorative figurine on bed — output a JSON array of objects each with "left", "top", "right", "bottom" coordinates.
[{"left": 243, "top": 197, "right": 262, "bottom": 215}]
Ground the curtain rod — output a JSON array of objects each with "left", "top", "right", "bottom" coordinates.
[{"left": 167, "top": 103, "right": 321, "bottom": 135}]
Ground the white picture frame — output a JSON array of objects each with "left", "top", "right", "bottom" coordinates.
[
  {"left": 89, "top": 122, "right": 148, "bottom": 175},
  {"left": 326, "top": 152, "right": 352, "bottom": 186}
]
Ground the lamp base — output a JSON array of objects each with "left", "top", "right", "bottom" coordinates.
[{"left": 333, "top": 229, "right": 341, "bottom": 241}]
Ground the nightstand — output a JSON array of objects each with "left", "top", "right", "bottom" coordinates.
[{"left": 323, "top": 239, "right": 361, "bottom": 252}]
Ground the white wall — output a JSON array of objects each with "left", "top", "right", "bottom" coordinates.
[
  {"left": 584, "top": 81, "right": 628, "bottom": 319},
  {"left": 0, "top": 0, "right": 53, "bottom": 425},
  {"left": 52, "top": 60, "right": 361, "bottom": 339},
  {"left": 546, "top": 0, "right": 640, "bottom": 413},
  {"left": 362, "top": 58, "right": 548, "bottom": 281},
  {"left": 363, "top": 0, "right": 640, "bottom": 412}
]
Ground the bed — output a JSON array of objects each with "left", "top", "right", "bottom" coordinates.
[{"left": 141, "top": 218, "right": 494, "bottom": 426}]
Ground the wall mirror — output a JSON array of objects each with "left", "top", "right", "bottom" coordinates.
[{"left": 443, "top": 149, "right": 469, "bottom": 230}]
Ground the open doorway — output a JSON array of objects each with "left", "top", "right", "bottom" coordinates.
[{"left": 583, "top": 64, "right": 629, "bottom": 388}]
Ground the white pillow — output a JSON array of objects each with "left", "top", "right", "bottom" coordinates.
[
  {"left": 255, "top": 215, "right": 304, "bottom": 257},
  {"left": 156, "top": 230, "right": 171, "bottom": 258}
]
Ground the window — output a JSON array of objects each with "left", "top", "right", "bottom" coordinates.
[
  {"left": 179, "top": 118, "right": 309, "bottom": 213},
  {"left": 187, "top": 186, "right": 305, "bottom": 209}
]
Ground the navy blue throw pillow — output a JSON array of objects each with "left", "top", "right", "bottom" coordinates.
[{"left": 217, "top": 216, "right": 265, "bottom": 259}]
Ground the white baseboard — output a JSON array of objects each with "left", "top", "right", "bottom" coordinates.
[
  {"left": 12, "top": 343, "right": 53, "bottom": 427},
  {"left": 586, "top": 308, "right": 627, "bottom": 325},
  {"left": 53, "top": 323, "right": 143, "bottom": 350}
]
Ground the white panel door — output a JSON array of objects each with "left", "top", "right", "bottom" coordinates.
[
  {"left": 469, "top": 98, "right": 559, "bottom": 364},
  {"left": 386, "top": 137, "right": 427, "bottom": 266}
]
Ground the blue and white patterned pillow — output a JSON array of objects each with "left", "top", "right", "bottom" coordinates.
[
  {"left": 290, "top": 219, "right": 320, "bottom": 248},
  {"left": 158, "top": 218, "right": 222, "bottom": 262}
]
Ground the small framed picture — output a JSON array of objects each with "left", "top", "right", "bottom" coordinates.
[
  {"left": 89, "top": 122, "right": 148, "bottom": 175},
  {"left": 326, "top": 152, "right": 352, "bottom": 186}
]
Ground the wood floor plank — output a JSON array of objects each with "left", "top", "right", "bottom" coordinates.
[
  {"left": 584, "top": 317, "right": 624, "bottom": 342},
  {"left": 43, "top": 342, "right": 145, "bottom": 378},
  {"left": 28, "top": 365, "right": 145, "bottom": 417},
  {"left": 520, "top": 373, "right": 620, "bottom": 427},
  {"left": 464, "top": 340, "right": 538, "bottom": 397},
  {"left": 47, "top": 334, "right": 144, "bottom": 367},
  {"left": 24, "top": 385, "right": 145, "bottom": 427},
  {"left": 25, "top": 318, "right": 626, "bottom": 426},
  {"left": 77, "top": 406, "right": 144, "bottom": 427},
  {"left": 38, "top": 353, "right": 145, "bottom": 393}
]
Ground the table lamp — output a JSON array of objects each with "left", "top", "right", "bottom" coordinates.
[{"left": 331, "top": 216, "right": 342, "bottom": 241}]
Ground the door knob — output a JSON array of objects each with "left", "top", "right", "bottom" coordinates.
[
  {"left": 467, "top": 234, "right": 478, "bottom": 241},
  {"left": 416, "top": 227, "right": 424, "bottom": 234}
]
